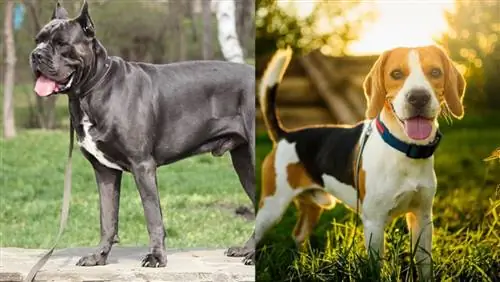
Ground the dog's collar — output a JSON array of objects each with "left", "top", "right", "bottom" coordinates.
[
  {"left": 72, "top": 57, "right": 112, "bottom": 100},
  {"left": 375, "top": 115, "right": 442, "bottom": 159}
]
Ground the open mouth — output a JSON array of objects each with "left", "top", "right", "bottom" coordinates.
[
  {"left": 389, "top": 103, "right": 434, "bottom": 141},
  {"left": 34, "top": 71, "right": 74, "bottom": 97},
  {"left": 402, "top": 116, "right": 434, "bottom": 141}
]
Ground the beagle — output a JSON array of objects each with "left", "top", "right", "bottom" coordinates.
[{"left": 255, "top": 46, "right": 465, "bottom": 280}]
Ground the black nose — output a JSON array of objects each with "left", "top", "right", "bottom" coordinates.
[
  {"left": 407, "top": 89, "right": 431, "bottom": 109},
  {"left": 31, "top": 51, "right": 42, "bottom": 62}
]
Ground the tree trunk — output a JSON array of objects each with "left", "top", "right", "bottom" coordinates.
[
  {"left": 25, "top": 0, "right": 58, "bottom": 129},
  {"left": 167, "top": 0, "right": 179, "bottom": 62},
  {"left": 213, "top": 0, "right": 245, "bottom": 63},
  {"left": 178, "top": 0, "right": 187, "bottom": 61},
  {"left": 202, "top": 0, "right": 213, "bottom": 60},
  {"left": 3, "top": 0, "right": 17, "bottom": 138}
]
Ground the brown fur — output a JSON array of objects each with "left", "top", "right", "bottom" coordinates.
[
  {"left": 364, "top": 46, "right": 466, "bottom": 121},
  {"left": 286, "top": 163, "right": 317, "bottom": 189},
  {"left": 260, "top": 149, "right": 277, "bottom": 209}
]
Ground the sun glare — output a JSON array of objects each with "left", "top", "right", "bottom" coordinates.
[{"left": 277, "top": 0, "right": 455, "bottom": 55}]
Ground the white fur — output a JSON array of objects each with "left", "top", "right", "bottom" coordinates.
[
  {"left": 78, "top": 115, "right": 123, "bottom": 171},
  {"left": 361, "top": 119, "right": 435, "bottom": 278},
  {"left": 392, "top": 49, "right": 440, "bottom": 121},
  {"left": 261, "top": 48, "right": 292, "bottom": 89}
]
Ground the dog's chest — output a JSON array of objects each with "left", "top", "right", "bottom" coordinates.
[
  {"left": 363, "top": 135, "right": 436, "bottom": 218},
  {"left": 78, "top": 115, "right": 123, "bottom": 171}
]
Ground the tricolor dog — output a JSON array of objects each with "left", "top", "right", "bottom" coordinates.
[{"left": 254, "top": 46, "right": 465, "bottom": 279}]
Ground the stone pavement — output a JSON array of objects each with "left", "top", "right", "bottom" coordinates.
[{"left": 0, "top": 247, "right": 254, "bottom": 282}]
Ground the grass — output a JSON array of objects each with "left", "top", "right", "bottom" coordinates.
[
  {"left": 0, "top": 84, "right": 253, "bottom": 250},
  {"left": 255, "top": 112, "right": 500, "bottom": 281}
]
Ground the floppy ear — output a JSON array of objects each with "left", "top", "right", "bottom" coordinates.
[
  {"left": 434, "top": 46, "right": 466, "bottom": 119},
  {"left": 75, "top": 0, "right": 95, "bottom": 38},
  {"left": 363, "top": 51, "right": 390, "bottom": 119},
  {"left": 51, "top": 1, "right": 69, "bottom": 20}
]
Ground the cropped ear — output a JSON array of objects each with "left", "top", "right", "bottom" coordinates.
[
  {"left": 363, "top": 51, "right": 390, "bottom": 119},
  {"left": 51, "top": 1, "right": 69, "bottom": 20},
  {"left": 432, "top": 46, "right": 466, "bottom": 119},
  {"left": 75, "top": 0, "right": 95, "bottom": 37}
]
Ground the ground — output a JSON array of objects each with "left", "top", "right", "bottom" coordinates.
[{"left": 255, "top": 112, "right": 500, "bottom": 281}]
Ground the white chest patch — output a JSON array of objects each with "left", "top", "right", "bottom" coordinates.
[{"left": 78, "top": 115, "right": 123, "bottom": 171}]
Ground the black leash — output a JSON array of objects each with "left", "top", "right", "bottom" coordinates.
[
  {"left": 24, "top": 120, "right": 74, "bottom": 282},
  {"left": 348, "top": 121, "right": 372, "bottom": 251}
]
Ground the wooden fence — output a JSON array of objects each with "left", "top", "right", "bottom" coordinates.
[{"left": 256, "top": 50, "right": 378, "bottom": 133}]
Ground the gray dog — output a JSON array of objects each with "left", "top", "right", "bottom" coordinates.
[{"left": 30, "top": 1, "right": 255, "bottom": 267}]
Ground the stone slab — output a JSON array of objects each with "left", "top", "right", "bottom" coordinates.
[{"left": 0, "top": 247, "right": 254, "bottom": 282}]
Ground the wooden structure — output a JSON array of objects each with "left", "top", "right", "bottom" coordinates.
[{"left": 256, "top": 50, "right": 378, "bottom": 133}]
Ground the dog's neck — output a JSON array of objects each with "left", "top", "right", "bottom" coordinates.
[{"left": 71, "top": 39, "right": 111, "bottom": 99}]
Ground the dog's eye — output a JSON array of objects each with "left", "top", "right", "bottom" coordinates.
[
  {"left": 53, "top": 38, "right": 66, "bottom": 46},
  {"left": 430, "top": 68, "right": 442, "bottom": 78},
  {"left": 390, "top": 69, "right": 404, "bottom": 80}
]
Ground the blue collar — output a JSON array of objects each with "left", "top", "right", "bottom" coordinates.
[{"left": 375, "top": 115, "right": 442, "bottom": 159}]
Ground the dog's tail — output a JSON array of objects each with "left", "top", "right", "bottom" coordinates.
[{"left": 258, "top": 47, "right": 292, "bottom": 143}]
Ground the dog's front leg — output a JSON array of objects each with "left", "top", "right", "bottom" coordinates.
[
  {"left": 132, "top": 159, "right": 167, "bottom": 267},
  {"left": 407, "top": 209, "right": 433, "bottom": 281},
  {"left": 362, "top": 213, "right": 387, "bottom": 276},
  {"left": 77, "top": 161, "right": 122, "bottom": 266}
]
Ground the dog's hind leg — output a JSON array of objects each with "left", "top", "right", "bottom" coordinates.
[
  {"left": 76, "top": 160, "right": 122, "bottom": 266},
  {"left": 292, "top": 193, "right": 326, "bottom": 245},
  {"left": 225, "top": 143, "right": 256, "bottom": 263}
]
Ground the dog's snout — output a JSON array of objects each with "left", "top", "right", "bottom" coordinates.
[
  {"left": 407, "top": 89, "right": 431, "bottom": 108},
  {"left": 31, "top": 50, "right": 42, "bottom": 62}
]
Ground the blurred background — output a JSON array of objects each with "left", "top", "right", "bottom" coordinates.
[
  {"left": 0, "top": 0, "right": 255, "bottom": 255},
  {"left": 1, "top": 0, "right": 255, "bottom": 131},
  {"left": 255, "top": 1, "right": 500, "bottom": 281},
  {"left": 256, "top": 0, "right": 499, "bottom": 130}
]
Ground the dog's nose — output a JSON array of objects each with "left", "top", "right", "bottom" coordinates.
[
  {"left": 31, "top": 51, "right": 42, "bottom": 62},
  {"left": 407, "top": 89, "right": 431, "bottom": 109}
]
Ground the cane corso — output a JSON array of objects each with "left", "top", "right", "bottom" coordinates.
[{"left": 30, "top": 1, "right": 255, "bottom": 267}]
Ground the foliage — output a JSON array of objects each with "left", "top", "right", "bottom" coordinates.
[
  {"left": 440, "top": 0, "right": 500, "bottom": 110},
  {"left": 255, "top": 113, "right": 500, "bottom": 281},
  {"left": 256, "top": 0, "right": 375, "bottom": 56},
  {"left": 1, "top": 0, "right": 254, "bottom": 82}
]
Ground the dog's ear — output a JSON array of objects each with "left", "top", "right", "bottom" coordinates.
[
  {"left": 51, "top": 1, "right": 69, "bottom": 20},
  {"left": 75, "top": 0, "right": 95, "bottom": 38},
  {"left": 432, "top": 46, "right": 466, "bottom": 119},
  {"left": 363, "top": 51, "right": 390, "bottom": 119}
]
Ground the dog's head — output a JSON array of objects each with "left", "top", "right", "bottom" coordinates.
[
  {"left": 363, "top": 45, "right": 466, "bottom": 142},
  {"left": 30, "top": 1, "right": 99, "bottom": 97}
]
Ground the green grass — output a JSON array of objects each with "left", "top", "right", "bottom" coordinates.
[
  {"left": 0, "top": 83, "right": 253, "bottom": 249},
  {"left": 255, "top": 113, "right": 500, "bottom": 281},
  {"left": 0, "top": 130, "right": 253, "bottom": 249}
]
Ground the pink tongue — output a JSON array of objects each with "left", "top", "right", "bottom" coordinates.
[
  {"left": 34, "top": 76, "right": 58, "bottom": 97},
  {"left": 404, "top": 117, "right": 432, "bottom": 140}
]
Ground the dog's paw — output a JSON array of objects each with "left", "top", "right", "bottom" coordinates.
[
  {"left": 225, "top": 246, "right": 252, "bottom": 257},
  {"left": 242, "top": 251, "right": 255, "bottom": 265},
  {"left": 76, "top": 253, "right": 107, "bottom": 266},
  {"left": 141, "top": 253, "right": 167, "bottom": 268}
]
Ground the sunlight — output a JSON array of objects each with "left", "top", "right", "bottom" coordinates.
[{"left": 277, "top": 0, "right": 455, "bottom": 55}]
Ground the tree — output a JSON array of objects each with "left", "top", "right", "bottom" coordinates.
[
  {"left": 3, "top": 0, "right": 17, "bottom": 138},
  {"left": 256, "top": 0, "right": 374, "bottom": 56},
  {"left": 441, "top": 0, "right": 500, "bottom": 110},
  {"left": 202, "top": 0, "right": 213, "bottom": 60},
  {"left": 214, "top": 0, "right": 245, "bottom": 63}
]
